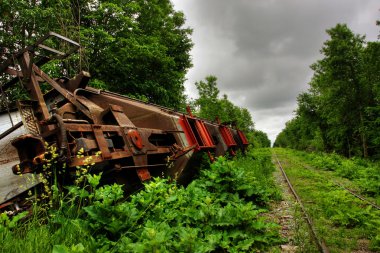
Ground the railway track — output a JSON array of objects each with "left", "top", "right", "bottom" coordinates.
[
  {"left": 332, "top": 182, "right": 380, "bottom": 210},
  {"left": 292, "top": 160, "right": 380, "bottom": 211},
  {"left": 273, "top": 152, "right": 330, "bottom": 253},
  {"left": 303, "top": 167, "right": 380, "bottom": 211}
]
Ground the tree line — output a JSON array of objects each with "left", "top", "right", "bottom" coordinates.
[
  {"left": 274, "top": 23, "right": 380, "bottom": 158},
  {"left": 0, "top": 0, "right": 270, "bottom": 147},
  {"left": 192, "top": 75, "right": 270, "bottom": 148}
]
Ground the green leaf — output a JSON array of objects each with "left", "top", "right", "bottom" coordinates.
[{"left": 52, "top": 245, "right": 70, "bottom": 253}]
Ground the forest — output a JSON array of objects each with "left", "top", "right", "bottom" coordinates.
[
  {"left": 1, "top": 1, "right": 380, "bottom": 252},
  {"left": 274, "top": 23, "right": 380, "bottom": 158}
]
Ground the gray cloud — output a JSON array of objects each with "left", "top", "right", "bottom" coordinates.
[{"left": 172, "top": 0, "right": 379, "bottom": 144}]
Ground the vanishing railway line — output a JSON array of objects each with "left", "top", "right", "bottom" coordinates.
[{"left": 273, "top": 152, "right": 330, "bottom": 253}]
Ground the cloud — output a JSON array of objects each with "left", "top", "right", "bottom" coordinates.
[{"left": 172, "top": 0, "right": 379, "bottom": 143}]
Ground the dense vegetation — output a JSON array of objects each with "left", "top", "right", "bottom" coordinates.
[
  {"left": 0, "top": 149, "right": 283, "bottom": 252},
  {"left": 0, "top": 0, "right": 192, "bottom": 109},
  {"left": 273, "top": 148, "right": 380, "bottom": 251},
  {"left": 191, "top": 75, "right": 271, "bottom": 146},
  {"left": 274, "top": 23, "right": 380, "bottom": 158},
  {"left": 192, "top": 76, "right": 254, "bottom": 132}
]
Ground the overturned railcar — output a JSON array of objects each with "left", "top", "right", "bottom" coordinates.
[{"left": 0, "top": 33, "right": 249, "bottom": 212}]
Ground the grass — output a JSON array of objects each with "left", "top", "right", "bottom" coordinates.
[
  {"left": 0, "top": 211, "right": 90, "bottom": 253},
  {"left": 292, "top": 204, "right": 319, "bottom": 253},
  {"left": 272, "top": 148, "right": 380, "bottom": 252},
  {"left": 267, "top": 162, "right": 319, "bottom": 253}
]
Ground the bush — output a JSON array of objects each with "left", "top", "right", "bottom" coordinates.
[
  {"left": 308, "top": 152, "right": 342, "bottom": 171},
  {"left": 1, "top": 148, "right": 283, "bottom": 252}
]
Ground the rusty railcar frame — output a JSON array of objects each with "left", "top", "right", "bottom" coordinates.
[{"left": 0, "top": 33, "right": 249, "bottom": 211}]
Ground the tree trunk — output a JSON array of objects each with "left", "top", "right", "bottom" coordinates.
[
  {"left": 359, "top": 111, "right": 368, "bottom": 158},
  {"left": 347, "top": 137, "right": 352, "bottom": 158}
]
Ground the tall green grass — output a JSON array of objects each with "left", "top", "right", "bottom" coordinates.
[{"left": 273, "top": 148, "right": 380, "bottom": 251}]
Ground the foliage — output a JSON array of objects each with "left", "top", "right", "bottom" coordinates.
[
  {"left": 302, "top": 151, "right": 380, "bottom": 199},
  {"left": 0, "top": 148, "right": 283, "bottom": 252},
  {"left": 273, "top": 148, "right": 380, "bottom": 251},
  {"left": 250, "top": 130, "right": 271, "bottom": 148},
  {"left": 274, "top": 116, "right": 324, "bottom": 151},
  {"left": 0, "top": 0, "right": 193, "bottom": 109},
  {"left": 193, "top": 75, "right": 254, "bottom": 133},
  {"left": 274, "top": 23, "right": 380, "bottom": 158},
  {"left": 307, "top": 152, "right": 342, "bottom": 171}
]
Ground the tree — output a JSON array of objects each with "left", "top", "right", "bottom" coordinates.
[
  {"left": 80, "top": 0, "right": 193, "bottom": 109},
  {"left": 194, "top": 76, "right": 220, "bottom": 121},
  {"left": 193, "top": 75, "right": 254, "bottom": 132},
  {"left": 309, "top": 24, "right": 371, "bottom": 157},
  {"left": 251, "top": 130, "right": 271, "bottom": 148},
  {"left": 0, "top": 0, "right": 71, "bottom": 51},
  {"left": 360, "top": 41, "right": 380, "bottom": 154},
  {"left": 273, "top": 116, "right": 324, "bottom": 151},
  {"left": 0, "top": 0, "right": 193, "bottom": 109},
  {"left": 275, "top": 23, "right": 380, "bottom": 158}
]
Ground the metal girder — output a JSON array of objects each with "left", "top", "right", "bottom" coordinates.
[{"left": 0, "top": 32, "right": 250, "bottom": 213}]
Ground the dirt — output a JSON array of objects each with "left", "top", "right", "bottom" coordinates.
[
  {"left": 352, "top": 239, "right": 376, "bottom": 253},
  {"left": 267, "top": 158, "right": 299, "bottom": 252}
]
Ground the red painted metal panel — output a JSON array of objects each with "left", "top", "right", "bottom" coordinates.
[
  {"left": 194, "top": 120, "right": 214, "bottom": 148},
  {"left": 179, "top": 115, "right": 215, "bottom": 151},
  {"left": 219, "top": 125, "right": 237, "bottom": 148},
  {"left": 179, "top": 115, "right": 198, "bottom": 150},
  {"left": 237, "top": 130, "right": 249, "bottom": 145}
]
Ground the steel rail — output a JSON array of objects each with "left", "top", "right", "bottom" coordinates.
[
  {"left": 273, "top": 152, "right": 330, "bottom": 253},
  {"left": 332, "top": 182, "right": 380, "bottom": 210},
  {"left": 0, "top": 121, "right": 23, "bottom": 141},
  {"left": 296, "top": 162, "right": 380, "bottom": 211}
]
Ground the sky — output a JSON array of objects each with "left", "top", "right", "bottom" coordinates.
[{"left": 171, "top": 0, "right": 379, "bottom": 145}]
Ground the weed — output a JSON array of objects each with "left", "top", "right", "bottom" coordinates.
[{"left": 1, "top": 147, "right": 284, "bottom": 252}]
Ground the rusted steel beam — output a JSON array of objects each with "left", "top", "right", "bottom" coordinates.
[
  {"left": 108, "top": 104, "right": 135, "bottom": 127},
  {"left": 32, "top": 64, "right": 94, "bottom": 121},
  {"left": 92, "top": 125, "right": 112, "bottom": 160},
  {"left": 20, "top": 52, "right": 51, "bottom": 121},
  {"left": 0, "top": 32, "right": 79, "bottom": 83},
  {"left": 0, "top": 121, "right": 23, "bottom": 141},
  {"left": 64, "top": 71, "right": 90, "bottom": 92},
  {"left": 69, "top": 147, "right": 171, "bottom": 167},
  {"left": 70, "top": 152, "right": 131, "bottom": 167},
  {"left": 37, "top": 44, "right": 66, "bottom": 56}
]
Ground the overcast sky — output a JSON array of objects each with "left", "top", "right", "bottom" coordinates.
[{"left": 171, "top": 0, "right": 379, "bottom": 144}]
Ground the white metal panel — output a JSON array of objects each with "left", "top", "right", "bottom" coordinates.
[
  {"left": 0, "top": 161, "right": 41, "bottom": 204},
  {"left": 0, "top": 111, "right": 22, "bottom": 133},
  {"left": 0, "top": 111, "right": 40, "bottom": 204}
]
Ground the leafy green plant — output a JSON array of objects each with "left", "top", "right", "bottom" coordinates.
[
  {"left": 76, "top": 151, "right": 283, "bottom": 252},
  {"left": 308, "top": 152, "right": 342, "bottom": 171},
  {"left": 1, "top": 148, "right": 284, "bottom": 253}
]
